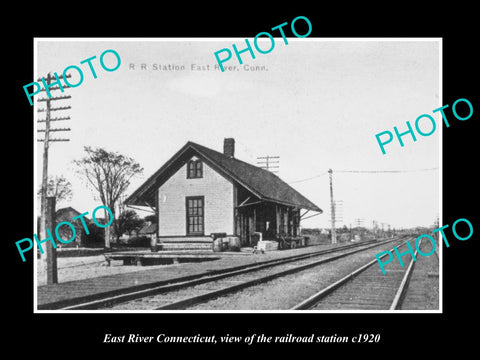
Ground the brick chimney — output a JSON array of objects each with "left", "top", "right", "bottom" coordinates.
[{"left": 223, "top": 138, "right": 235, "bottom": 158}]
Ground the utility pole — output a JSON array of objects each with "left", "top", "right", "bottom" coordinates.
[
  {"left": 355, "top": 218, "right": 364, "bottom": 227},
  {"left": 37, "top": 72, "right": 71, "bottom": 284},
  {"left": 256, "top": 155, "right": 280, "bottom": 173},
  {"left": 45, "top": 197, "right": 57, "bottom": 284},
  {"left": 334, "top": 200, "right": 343, "bottom": 226},
  {"left": 328, "top": 169, "right": 337, "bottom": 244}
]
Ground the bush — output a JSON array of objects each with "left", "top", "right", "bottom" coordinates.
[{"left": 83, "top": 222, "right": 105, "bottom": 248}]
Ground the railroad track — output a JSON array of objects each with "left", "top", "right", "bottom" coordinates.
[
  {"left": 399, "top": 235, "right": 439, "bottom": 310},
  {"left": 67, "top": 236, "right": 408, "bottom": 310},
  {"left": 291, "top": 237, "right": 420, "bottom": 310},
  {"left": 58, "top": 238, "right": 392, "bottom": 310}
]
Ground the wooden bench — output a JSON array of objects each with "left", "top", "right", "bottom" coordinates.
[
  {"left": 104, "top": 254, "right": 145, "bottom": 266},
  {"left": 103, "top": 253, "right": 222, "bottom": 266}
]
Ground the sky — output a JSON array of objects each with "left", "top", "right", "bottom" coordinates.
[{"left": 35, "top": 38, "right": 440, "bottom": 230}]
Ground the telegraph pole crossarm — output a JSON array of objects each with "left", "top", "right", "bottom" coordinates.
[
  {"left": 37, "top": 73, "right": 72, "bottom": 83},
  {"left": 38, "top": 116, "right": 71, "bottom": 123},
  {"left": 37, "top": 138, "right": 70, "bottom": 142},
  {"left": 37, "top": 105, "right": 71, "bottom": 112},
  {"left": 37, "top": 128, "right": 71, "bottom": 132},
  {"left": 37, "top": 95, "right": 72, "bottom": 102},
  {"left": 256, "top": 155, "right": 280, "bottom": 173}
]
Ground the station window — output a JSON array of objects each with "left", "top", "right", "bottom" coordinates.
[
  {"left": 187, "top": 159, "right": 203, "bottom": 179},
  {"left": 186, "top": 196, "right": 204, "bottom": 235}
]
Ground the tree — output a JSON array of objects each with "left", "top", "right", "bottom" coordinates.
[
  {"left": 85, "top": 222, "right": 105, "bottom": 248},
  {"left": 144, "top": 214, "right": 157, "bottom": 223},
  {"left": 116, "top": 210, "right": 145, "bottom": 241},
  {"left": 73, "top": 146, "right": 143, "bottom": 248},
  {"left": 37, "top": 175, "right": 73, "bottom": 206}
]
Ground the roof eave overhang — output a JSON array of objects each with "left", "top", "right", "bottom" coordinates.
[{"left": 261, "top": 197, "right": 323, "bottom": 213}]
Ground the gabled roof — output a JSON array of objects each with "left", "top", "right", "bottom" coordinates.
[
  {"left": 56, "top": 207, "right": 81, "bottom": 216},
  {"left": 125, "top": 141, "right": 322, "bottom": 212}
]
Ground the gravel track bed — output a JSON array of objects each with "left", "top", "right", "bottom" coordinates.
[
  {"left": 401, "top": 238, "right": 440, "bottom": 310},
  {"left": 109, "top": 251, "right": 353, "bottom": 310},
  {"left": 190, "top": 239, "right": 406, "bottom": 310},
  {"left": 109, "top": 239, "right": 406, "bottom": 310},
  {"left": 36, "top": 244, "right": 344, "bottom": 287},
  {"left": 309, "top": 257, "right": 409, "bottom": 310}
]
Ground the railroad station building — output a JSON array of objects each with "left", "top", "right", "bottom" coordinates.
[{"left": 125, "top": 139, "right": 322, "bottom": 248}]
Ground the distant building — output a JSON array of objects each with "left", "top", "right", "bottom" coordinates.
[
  {"left": 117, "top": 221, "right": 157, "bottom": 244},
  {"left": 55, "top": 207, "right": 91, "bottom": 247},
  {"left": 320, "top": 228, "right": 330, "bottom": 235}
]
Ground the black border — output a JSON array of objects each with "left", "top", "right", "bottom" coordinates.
[{"left": 7, "top": 5, "right": 479, "bottom": 356}]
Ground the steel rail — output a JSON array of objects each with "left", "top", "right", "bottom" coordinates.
[
  {"left": 42, "top": 240, "right": 371, "bottom": 310},
  {"left": 291, "top": 238, "right": 412, "bottom": 310},
  {"left": 155, "top": 238, "right": 407, "bottom": 310},
  {"left": 389, "top": 238, "right": 420, "bottom": 310},
  {"left": 59, "top": 239, "right": 395, "bottom": 310}
]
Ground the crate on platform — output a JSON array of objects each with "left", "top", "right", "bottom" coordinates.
[
  {"left": 226, "top": 237, "right": 241, "bottom": 251},
  {"left": 256, "top": 240, "right": 279, "bottom": 252}
]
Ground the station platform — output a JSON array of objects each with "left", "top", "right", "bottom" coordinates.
[{"left": 36, "top": 243, "right": 337, "bottom": 310}]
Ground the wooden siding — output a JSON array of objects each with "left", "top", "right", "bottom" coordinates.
[{"left": 158, "top": 157, "right": 234, "bottom": 236}]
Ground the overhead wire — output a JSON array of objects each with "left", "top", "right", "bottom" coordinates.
[
  {"left": 287, "top": 167, "right": 438, "bottom": 184},
  {"left": 335, "top": 167, "right": 439, "bottom": 174},
  {"left": 288, "top": 171, "right": 329, "bottom": 184}
]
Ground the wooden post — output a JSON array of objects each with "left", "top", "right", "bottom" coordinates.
[
  {"left": 233, "top": 185, "right": 238, "bottom": 237},
  {"left": 328, "top": 169, "right": 337, "bottom": 244},
  {"left": 37, "top": 72, "right": 71, "bottom": 279},
  {"left": 151, "top": 190, "right": 159, "bottom": 252},
  {"left": 39, "top": 80, "right": 51, "bottom": 277},
  {"left": 287, "top": 207, "right": 293, "bottom": 236},
  {"left": 275, "top": 206, "right": 280, "bottom": 236},
  {"left": 45, "top": 196, "right": 58, "bottom": 284}
]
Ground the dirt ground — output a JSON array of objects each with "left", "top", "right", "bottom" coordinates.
[
  {"left": 36, "top": 254, "right": 184, "bottom": 286},
  {"left": 35, "top": 242, "right": 359, "bottom": 289}
]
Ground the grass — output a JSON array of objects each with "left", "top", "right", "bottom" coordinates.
[{"left": 40, "top": 246, "right": 151, "bottom": 258}]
